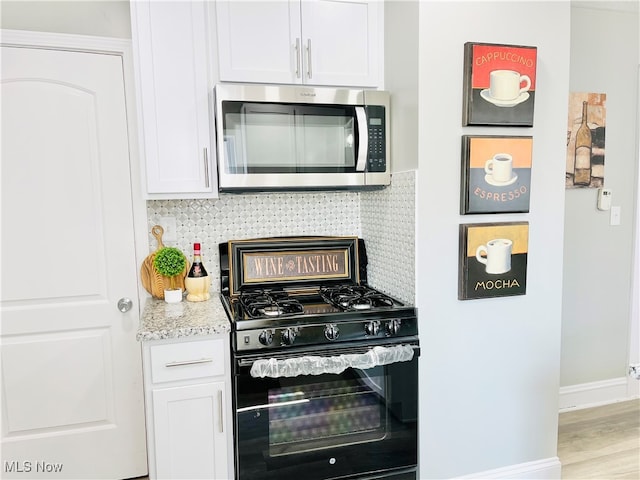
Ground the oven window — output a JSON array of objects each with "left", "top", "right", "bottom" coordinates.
[{"left": 267, "top": 373, "right": 386, "bottom": 456}]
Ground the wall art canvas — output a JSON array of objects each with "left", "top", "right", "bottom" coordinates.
[
  {"left": 462, "top": 42, "right": 537, "bottom": 126},
  {"left": 460, "top": 135, "right": 533, "bottom": 214},
  {"left": 566, "top": 92, "right": 606, "bottom": 189},
  {"left": 458, "top": 222, "right": 529, "bottom": 300}
]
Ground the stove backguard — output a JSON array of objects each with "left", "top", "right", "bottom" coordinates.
[{"left": 219, "top": 236, "right": 369, "bottom": 296}]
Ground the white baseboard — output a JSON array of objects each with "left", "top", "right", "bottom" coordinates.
[
  {"left": 455, "top": 457, "right": 561, "bottom": 479},
  {"left": 628, "top": 374, "right": 640, "bottom": 398},
  {"left": 559, "top": 377, "right": 638, "bottom": 412}
]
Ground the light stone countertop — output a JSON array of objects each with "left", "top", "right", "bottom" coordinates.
[{"left": 137, "top": 295, "right": 231, "bottom": 341}]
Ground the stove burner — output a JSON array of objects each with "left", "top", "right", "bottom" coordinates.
[
  {"left": 239, "top": 290, "right": 304, "bottom": 318},
  {"left": 259, "top": 305, "right": 283, "bottom": 317},
  {"left": 320, "top": 285, "right": 397, "bottom": 311}
]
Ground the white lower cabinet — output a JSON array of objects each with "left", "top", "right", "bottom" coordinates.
[
  {"left": 152, "top": 383, "right": 227, "bottom": 479},
  {"left": 142, "top": 336, "right": 233, "bottom": 480}
]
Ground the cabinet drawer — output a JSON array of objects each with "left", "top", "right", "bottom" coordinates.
[{"left": 150, "top": 338, "right": 225, "bottom": 383}]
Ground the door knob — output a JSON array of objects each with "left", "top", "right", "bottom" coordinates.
[{"left": 117, "top": 297, "right": 133, "bottom": 313}]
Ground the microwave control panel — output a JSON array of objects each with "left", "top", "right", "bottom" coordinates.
[{"left": 366, "top": 105, "right": 386, "bottom": 172}]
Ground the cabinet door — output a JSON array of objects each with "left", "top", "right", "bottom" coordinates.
[
  {"left": 301, "top": 0, "right": 380, "bottom": 87},
  {"left": 131, "top": 1, "right": 217, "bottom": 197},
  {"left": 216, "top": 0, "right": 380, "bottom": 87},
  {"left": 152, "top": 382, "right": 228, "bottom": 480},
  {"left": 216, "top": 0, "right": 302, "bottom": 84}
]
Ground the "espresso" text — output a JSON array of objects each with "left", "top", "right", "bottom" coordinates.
[{"left": 474, "top": 185, "right": 527, "bottom": 202}]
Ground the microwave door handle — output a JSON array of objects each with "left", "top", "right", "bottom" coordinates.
[{"left": 355, "top": 106, "right": 368, "bottom": 172}]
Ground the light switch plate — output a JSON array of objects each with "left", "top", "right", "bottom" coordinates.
[{"left": 610, "top": 206, "right": 621, "bottom": 226}]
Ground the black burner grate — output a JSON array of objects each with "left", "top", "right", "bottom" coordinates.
[
  {"left": 319, "top": 285, "right": 397, "bottom": 311},
  {"left": 239, "top": 290, "right": 305, "bottom": 318}
]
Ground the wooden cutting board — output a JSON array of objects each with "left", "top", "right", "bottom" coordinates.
[{"left": 140, "top": 225, "right": 187, "bottom": 299}]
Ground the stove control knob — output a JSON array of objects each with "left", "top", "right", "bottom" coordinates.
[
  {"left": 386, "top": 319, "right": 401, "bottom": 336},
  {"left": 324, "top": 324, "right": 340, "bottom": 341},
  {"left": 258, "top": 330, "right": 274, "bottom": 346},
  {"left": 281, "top": 328, "right": 297, "bottom": 345},
  {"left": 365, "top": 321, "right": 380, "bottom": 336}
]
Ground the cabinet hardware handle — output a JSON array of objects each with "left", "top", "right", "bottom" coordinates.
[
  {"left": 295, "top": 38, "right": 301, "bottom": 78},
  {"left": 165, "top": 358, "right": 213, "bottom": 368},
  {"left": 355, "top": 106, "right": 368, "bottom": 172},
  {"left": 203, "top": 148, "right": 210, "bottom": 189},
  {"left": 218, "top": 390, "right": 224, "bottom": 433},
  {"left": 306, "top": 38, "right": 312, "bottom": 79}
]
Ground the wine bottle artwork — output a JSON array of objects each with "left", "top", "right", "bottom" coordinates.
[
  {"left": 573, "top": 101, "right": 592, "bottom": 186},
  {"left": 185, "top": 242, "right": 211, "bottom": 302},
  {"left": 566, "top": 92, "right": 606, "bottom": 189}
]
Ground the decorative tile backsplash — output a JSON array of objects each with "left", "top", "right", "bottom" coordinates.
[
  {"left": 147, "top": 192, "right": 361, "bottom": 293},
  {"left": 146, "top": 171, "right": 416, "bottom": 304},
  {"left": 361, "top": 171, "right": 416, "bottom": 305}
]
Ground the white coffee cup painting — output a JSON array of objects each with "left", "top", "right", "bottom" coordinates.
[
  {"left": 475, "top": 238, "right": 513, "bottom": 274},
  {"left": 480, "top": 70, "right": 531, "bottom": 107},
  {"left": 484, "top": 153, "right": 515, "bottom": 184},
  {"left": 490, "top": 70, "right": 531, "bottom": 100},
  {"left": 459, "top": 221, "right": 529, "bottom": 300}
]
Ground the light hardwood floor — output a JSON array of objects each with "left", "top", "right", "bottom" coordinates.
[{"left": 558, "top": 399, "right": 640, "bottom": 479}]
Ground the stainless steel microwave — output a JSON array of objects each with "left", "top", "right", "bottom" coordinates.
[{"left": 214, "top": 84, "right": 390, "bottom": 192}]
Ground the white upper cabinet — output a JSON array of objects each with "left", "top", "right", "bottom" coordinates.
[
  {"left": 299, "top": 0, "right": 380, "bottom": 87},
  {"left": 131, "top": 1, "right": 218, "bottom": 198},
  {"left": 215, "top": 1, "right": 299, "bottom": 84},
  {"left": 215, "top": 0, "right": 381, "bottom": 87}
]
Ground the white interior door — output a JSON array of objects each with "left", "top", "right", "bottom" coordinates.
[{"left": 1, "top": 45, "right": 147, "bottom": 478}]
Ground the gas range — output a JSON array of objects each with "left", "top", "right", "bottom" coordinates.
[
  {"left": 218, "top": 236, "right": 418, "bottom": 353},
  {"left": 222, "top": 237, "right": 420, "bottom": 480}
]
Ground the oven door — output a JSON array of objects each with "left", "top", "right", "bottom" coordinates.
[{"left": 233, "top": 341, "right": 419, "bottom": 480}]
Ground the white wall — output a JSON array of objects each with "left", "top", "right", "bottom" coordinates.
[
  {"left": 0, "top": 1, "right": 131, "bottom": 38},
  {"left": 413, "top": 1, "right": 570, "bottom": 477},
  {"left": 384, "top": 0, "right": 419, "bottom": 174},
  {"left": 561, "top": 2, "right": 639, "bottom": 404}
]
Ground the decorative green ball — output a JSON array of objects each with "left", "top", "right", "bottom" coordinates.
[{"left": 153, "top": 247, "right": 186, "bottom": 278}]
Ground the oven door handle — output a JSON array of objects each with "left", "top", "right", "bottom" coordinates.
[{"left": 246, "top": 344, "right": 417, "bottom": 379}]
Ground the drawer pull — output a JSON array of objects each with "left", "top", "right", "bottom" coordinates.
[{"left": 165, "top": 358, "right": 214, "bottom": 368}]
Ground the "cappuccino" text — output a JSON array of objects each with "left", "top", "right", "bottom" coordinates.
[{"left": 475, "top": 51, "right": 534, "bottom": 68}]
